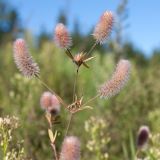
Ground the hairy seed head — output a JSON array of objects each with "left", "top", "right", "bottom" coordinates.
[
  {"left": 13, "top": 39, "right": 40, "bottom": 77},
  {"left": 40, "top": 92, "right": 60, "bottom": 115},
  {"left": 40, "top": 92, "right": 53, "bottom": 110},
  {"left": 59, "top": 136, "right": 81, "bottom": 160},
  {"left": 99, "top": 59, "right": 131, "bottom": 98},
  {"left": 93, "top": 11, "right": 114, "bottom": 44},
  {"left": 137, "top": 126, "right": 150, "bottom": 148},
  {"left": 54, "top": 23, "right": 72, "bottom": 49}
]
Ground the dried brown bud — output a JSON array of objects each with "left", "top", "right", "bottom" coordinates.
[{"left": 137, "top": 126, "right": 150, "bottom": 148}]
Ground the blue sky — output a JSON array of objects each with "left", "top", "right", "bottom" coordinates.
[{"left": 9, "top": 0, "right": 160, "bottom": 56}]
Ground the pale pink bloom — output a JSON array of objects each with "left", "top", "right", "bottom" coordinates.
[
  {"left": 54, "top": 23, "right": 72, "bottom": 49},
  {"left": 59, "top": 136, "right": 81, "bottom": 160},
  {"left": 40, "top": 92, "right": 60, "bottom": 115},
  {"left": 99, "top": 59, "right": 131, "bottom": 98},
  {"left": 93, "top": 11, "right": 114, "bottom": 44},
  {"left": 13, "top": 39, "right": 40, "bottom": 77},
  {"left": 40, "top": 92, "right": 53, "bottom": 110},
  {"left": 49, "top": 94, "right": 60, "bottom": 115}
]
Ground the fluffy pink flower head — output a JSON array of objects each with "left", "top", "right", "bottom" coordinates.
[
  {"left": 40, "top": 92, "right": 60, "bottom": 115},
  {"left": 93, "top": 11, "right": 114, "bottom": 44},
  {"left": 59, "top": 136, "right": 81, "bottom": 160},
  {"left": 54, "top": 23, "right": 72, "bottom": 49},
  {"left": 99, "top": 59, "right": 131, "bottom": 98},
  {"left": 13, "top": 39, "right": 40, "bottom": 77}
]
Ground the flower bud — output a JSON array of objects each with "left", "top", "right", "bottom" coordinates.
[
  {"left": 137, "top": 126, "right": 150, "bottom": 148},
  {"left": 99, "top": 59, "right": 131, "bottom": 98},
  {"left": 93, "top": 11, "right": 114, "bottom": 44},
  {"left": 40, "top": 92, "right": 60, "bottom": 115},
  {"left": 59, "top": 136, "right": 81, "bottom": 160},
  {"left": 54, "top": 23, "right": 72, "bottom": 49},
  {"left": 13, "top": 39, "right": 40, "bottom": 77}
]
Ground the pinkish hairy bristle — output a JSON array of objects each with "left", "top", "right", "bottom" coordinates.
[
  {"left": 13, "top": 39, "right": 40, "bottom": 77},
  {"left": 40, "top": 91, "right": 60, "bottom": 115},
  {"left": 93, "top": 11, "right": 114, "bottom": 44},
  {"left": 54, "top": 23, "right": 72, "bottom": 49},
  {"left": 59, "top": 136, "right": 81, "bottom": 160},
  {"left": 99, "top": 59, "right": 131, "bottom": 98}
]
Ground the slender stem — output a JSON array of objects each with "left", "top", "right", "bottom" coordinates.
[
  {"left": 46, "top": 113, "right": 58, "bottom": 160},
  {"left": 72, "top": 68, "right": 79, "bottom": 102},
  {"left": 51, "top": 143, "right": 58, "bottom": 160},
  {"left": 36, "top": 76, "right": 67, "bottom": 108},
  {"left": 64, "top": 66, "right": 79, "bottom": 138},
  {"left": 65, "top": 113, "right": 73, "bottom": 137},
  {"left": 65, "top": 68, "right": 79, "bottom": 136},
  {"left": 2, "top": 127, "right": 8, "bottom": 159},
  {"left": 82, "top": 94, "right": 99, "bottom": 106},
  {"left": 86, "top": 42, "right": 97, "bottom": 56},
  {"left": 135, "top": 149, "right": 140, "bottom": 159},
  {"left": 65, "top": 49, "right": 74, "bottom": 60}
]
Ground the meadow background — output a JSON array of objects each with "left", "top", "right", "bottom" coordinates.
[{"left": 0, "top": 0, "right": 160, "bottom": 159}]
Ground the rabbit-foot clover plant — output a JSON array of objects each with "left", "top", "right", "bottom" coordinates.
[{"left": 12, "top": 10, "right": 131, "bottom": 159}]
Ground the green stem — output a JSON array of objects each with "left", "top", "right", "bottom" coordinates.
[
  {"left": 46, "top": 114, "right": 58, "bottom": 160},
  {"left": 72, "top": 68, "right": 79, "bottom": 102},
  {"left": 51, "top": 143, "right": 58, "bottom": 160},
  {"left": 65, "top": 113, "right": 74, "bottom": 137},
  {"left": 82, "top": 94, "right": 99, "bottom": 107},
  {"left": 86, "top": 42, "right": 97, "bottom": 56},
  {"left": 1, "top": 127, "right": 8, "bottom": 160},
  {"left": 65, "top": 49, "right": 74, "bottom": 60}
]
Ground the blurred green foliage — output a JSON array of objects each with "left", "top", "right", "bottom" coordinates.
[
  {"left": 0, "top": 116, "right": 29, "bottom": 160},
  {"left": 84, "top": 116, "right": 110, "bottom": 160},
  {"left": 0, "top": 38, "right": 160, "bottom": 159}
]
